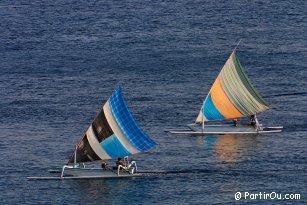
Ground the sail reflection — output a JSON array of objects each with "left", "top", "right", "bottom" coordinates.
[{"left": 203, "top": 134, "right": 258, "bottom": 163}]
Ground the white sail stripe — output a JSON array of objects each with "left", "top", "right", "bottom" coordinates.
[
  {"left": 86, "top": 124, "right": 111, "bottom": 160},
  {"left": 196, "top": 110, "right": 208, "bottom": 122},
  {"left": 195, "top": 110, "right": 202, "bottom": 122},
  {"left": 103, "top": 100, "right": 140, "bottom": 154}
]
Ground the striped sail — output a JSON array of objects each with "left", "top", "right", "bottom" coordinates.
[
  {"left": 68, "top": 86, "right": 157, "bottom": 164},
  {"left": 195, "top": 51, "right": 270, "bottom": 122}
]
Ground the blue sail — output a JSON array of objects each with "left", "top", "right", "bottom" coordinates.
[
  {"left": 109, "top": 86, "right": 157, "bottom": 151},
  {"left": 68, "top": 86, "right": 157, "bottom": 163}
]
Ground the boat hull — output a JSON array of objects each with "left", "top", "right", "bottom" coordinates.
[
  {"left": 187, "top": 124, "right": 257, "bottom": 133},
  {"left": 63, "top": 167, "right": 135, "bottom": 178},
  {"left": 166, "top": 124, "right": 282, "bottom": 135}
]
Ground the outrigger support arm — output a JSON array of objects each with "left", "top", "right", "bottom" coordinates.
[
  {"left": 254, "top": 114, "right": 263, "bottom": 132},
  {"left": 117, "top": 156, "right": 137, "bottom": 175}
]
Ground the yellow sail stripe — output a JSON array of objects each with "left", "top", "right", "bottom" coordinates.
[{"left": 210, "top": 77, "right": 244, "bottom": 119}]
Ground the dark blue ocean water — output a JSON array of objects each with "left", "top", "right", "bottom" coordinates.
[{"left": 0, "top": 0, "right": 306, "bottom": 204}]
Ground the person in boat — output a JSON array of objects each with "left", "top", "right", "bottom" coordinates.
[
  {"left": 116, "top": 157, "right": 125, "bottom": 167},
  {"left": 250, "top": 115, "right": 256, "bottom": 126},
  {"left": 101, "top": 161, "right": 109, "bottom": 170},
  {"left": 113, "top": 157, "right": 126, "bottom": 170},
  {"left": 233, "top": 119, "right": 238, "bottom": 127}
]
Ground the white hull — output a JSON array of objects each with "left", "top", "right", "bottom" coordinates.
[
  {"left": 166, "top": 124, "right": 283, "bottom": 135},
  {"left": 28, "top": 157, "right": 140, "bottom": 180},
  {"left": 168, "top": 130, "right": 282, "bottom": 135},
  {"left": 63, "top": 167, "right": 134, "bottom": 178},
  {"left": 28, "top": 167, "right": 140, "bottom": 180},
  {"left": 27, "top": 174, "right": 142, "bottom": 180}
]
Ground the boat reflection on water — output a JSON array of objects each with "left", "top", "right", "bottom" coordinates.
[
  {"left": 68, "top": 177, "right": 136, "bottom": 203},
  {"left": 202, "top": 134, "right": 259, "bottom": 163}
]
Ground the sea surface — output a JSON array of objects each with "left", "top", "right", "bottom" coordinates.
[{"left": 0, "top": 0, "right": 306, "bottom": 204}]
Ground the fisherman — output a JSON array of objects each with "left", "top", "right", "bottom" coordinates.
[
  {"left": 101, "top": 161, "right": 109, "bottom": 170},
  {"left": 250, "top": 115, "right": 256, "bottom": 126},
  {"left": 116, "top": 157, "right": 125, "bottom": 167},
  {"left": 233, "top": 119, "right": 238, "bottom": 127}
]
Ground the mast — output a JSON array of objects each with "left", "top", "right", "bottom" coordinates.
[
  {"left": 73, "top": 145, "right": 77, "bottom": 168},
  {"left": 233, "top": 39, "right": 242, "bottom": 53},
  {"left": 201, "top": 100, "right": 204, "bottom": 135}
]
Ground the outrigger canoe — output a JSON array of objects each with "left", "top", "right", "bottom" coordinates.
[
  {"left": 168, "top": 43, "right": 283, "bottom": 135},
  {"left": 28, "top": 86, "right": 157, "bottom": 180}
]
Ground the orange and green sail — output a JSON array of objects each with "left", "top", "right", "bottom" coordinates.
[{"left": 195, "top": 51, "right": 270, "bottom": 122}]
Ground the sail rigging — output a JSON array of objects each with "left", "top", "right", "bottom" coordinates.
[
  {"left": 68, "top": 86, "right": 157, "bottom": 164},
  {"left": 195, "top": 51, "right": 270, "bottom": 123}
]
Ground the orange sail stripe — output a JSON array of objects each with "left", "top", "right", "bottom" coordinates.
[{"left": 210, "top": 77, "right": 244, "bottom": 119}]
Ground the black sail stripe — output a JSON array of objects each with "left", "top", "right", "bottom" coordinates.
[
  {"left": 92, "top": 109, "right": 114, "bottom": 143},
  {"left": 68, "top": 109, "right": 115, "bottom": 164},
  {"left": 68, "top": 134, "right": 100, "bottom": 164}
]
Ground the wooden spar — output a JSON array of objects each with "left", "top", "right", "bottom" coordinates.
[{"left": 233, "top": 39, "right": 242, "bottom": 53}]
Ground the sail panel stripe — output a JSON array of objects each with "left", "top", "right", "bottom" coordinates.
[
  {"left": 109, "top": 87, "right": 157, "bottom": 151},
  {"left": 220, "top": 58, "right": 255, "bottom": 114},
  {"left": 92, "top": 110, "right": 114, "bottom": 143},
  {"left": 203, "top": 94, "right": 225, "bottom": 120},
  {"left": 100, "top": 134, "right": 131, "bottom": 158},
  {"left": 68, "top": 134, "right": 101, "bottom": 163},
  {"left": 103, "top": 100, "right": 140, "bottom": 154},
  {"left": 195, "top": 109, "right": 208, "bottom": 122},
  {"left": 86, "top": 125, "right": 111, "bottom": 160},
  {"left": 219, "top": 52, "right": 269, "bottom": 115},
  {"left": 234, "top": 54, "right": 270, "bottom": 106},
  {"left": 227, "top": 55, "right": 266, "bottom": 112},
  {"left": 210, "top": 77, "right": 244, "bottom": 119}
]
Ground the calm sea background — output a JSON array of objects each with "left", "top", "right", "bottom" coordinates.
[{"left": 0, "top": 0, "right": 306, "bottom": 204}]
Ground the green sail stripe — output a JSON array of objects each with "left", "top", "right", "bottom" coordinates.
[
  {"left": 231, "top": 54, "right": 270, "bottom": 111},
  {"left": 219, "top": 52, "right": 269, "bottom": 116},
  {"left": 233, "top": 54, "right": 270, "bottom": 106},
  {"left": 232, "top": 53, "right": 269, "bottom": 112},
  {"left": 220, "top": 63, "right": 255, "bottom": 115},
  {"left": 227, "top": 54, "right": 268, "bottom": 113},
  {"left": 227, "top": 55, "right": 266, "bottom": 111},
  {"left": 223, "top": 57, "right": 257, "bottom": 114},
  {"left": 218, "top": 67, "right": 243, "bottom": 114}
]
